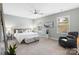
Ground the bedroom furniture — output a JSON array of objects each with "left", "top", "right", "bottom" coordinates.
[
  {"left": 24, "top": 37, "right": 39, "bottom": 43},
  {"left": 7, "top": 35, "right": 12, "bottom": 40},
  {"left": 68, "top": 32, "right": 78, "bottom": 39},
  {"left": 14, "top": 29, "right": 26, "bottom": 33},
  {"left": 7, "top": 33, "right": 12, "bottom": 40},
  {"left": 59, "top": 32, "right": 78, "bottom": 48},
  {"left": 14, "top": 32, "right": 39, "bottom": 43}
]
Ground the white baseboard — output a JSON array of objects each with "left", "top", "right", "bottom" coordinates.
[{"left": 49, "top": 37, "right": 58, "bottom": 41}]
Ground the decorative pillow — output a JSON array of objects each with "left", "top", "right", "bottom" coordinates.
[{"left": 62, "top": 39, "right": 67, "bottom": 42}]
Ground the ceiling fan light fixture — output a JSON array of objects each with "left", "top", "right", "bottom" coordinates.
[
  {"left": 33, "top": 9, "right": 44, "bottom": 15},
  {"left": 34, "top": 10, "right": 38, "bottom": 14}
]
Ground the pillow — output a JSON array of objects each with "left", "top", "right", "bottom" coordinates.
[{"left": 62, "top": 39, "right": 67, "bottom": 42}]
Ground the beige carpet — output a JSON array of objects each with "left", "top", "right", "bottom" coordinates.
[{"left": 8, "top": 38, "right": 66, "bottom": 55}]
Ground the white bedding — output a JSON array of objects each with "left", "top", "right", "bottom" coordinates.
[{"left": 14, "top": 32, "right": 39, "bottom": 43}]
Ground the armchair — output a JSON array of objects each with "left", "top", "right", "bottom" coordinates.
[{"left": 59, "top": 32, "right": 78, "bottom": 48}]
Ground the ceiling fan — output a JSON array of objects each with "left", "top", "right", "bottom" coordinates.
[{"left": 32, "top": 9, "right": 44, "bottom": 15}]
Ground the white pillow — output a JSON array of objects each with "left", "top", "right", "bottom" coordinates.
[{"left": 62, "top": 39, "right": 67, "bottom": 42}]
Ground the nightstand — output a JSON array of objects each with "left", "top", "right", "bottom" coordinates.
[{"left": 7, "top": 33, "right": 12, "bottom": 40}]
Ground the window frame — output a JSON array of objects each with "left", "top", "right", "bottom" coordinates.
[{"left": 56, "top": 16, "right": 70, "bottom": 34}]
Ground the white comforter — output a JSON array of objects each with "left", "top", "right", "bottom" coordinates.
[{"left": 14, "top": 32, "right": 39, "bottom": 43}]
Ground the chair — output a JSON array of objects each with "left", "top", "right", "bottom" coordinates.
[{"left": 59, "top": 32, "right": 78, "bottom": 48}]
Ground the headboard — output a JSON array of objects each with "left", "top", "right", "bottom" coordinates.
[
  {"left": 14, "top": 29, "right": 26, "bottom": 33},
  {"left": 13, "top": 28, "right": 32, "bottom": 33}
]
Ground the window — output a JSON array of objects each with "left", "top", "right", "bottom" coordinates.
[{"left": 57, "top": 16, "right": 70, "bottom": 34}]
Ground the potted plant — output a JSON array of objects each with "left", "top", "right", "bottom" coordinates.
[{"left": 7, "top": 44, "right": 17, "bottom": 55}]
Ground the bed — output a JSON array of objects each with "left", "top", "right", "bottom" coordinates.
[{"left": 14, "top": 31, "right": 39, "bottom": 43}]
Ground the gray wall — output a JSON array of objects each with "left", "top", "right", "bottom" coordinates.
[
  {"left": 4, "top": 14, "right": 33, "bottom": 28},
  {"left": 35, "top": 8, "right": 79, "bottom": 40}
]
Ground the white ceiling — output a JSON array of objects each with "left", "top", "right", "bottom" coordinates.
[{"left": 3, "top": 3, "right": 79, "bottom": 19}]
